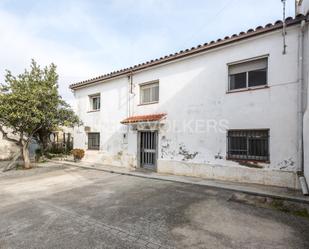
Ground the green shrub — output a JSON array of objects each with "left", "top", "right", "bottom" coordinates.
[{"left": 35, "top": 148, "right": 43, "bottom": 162}]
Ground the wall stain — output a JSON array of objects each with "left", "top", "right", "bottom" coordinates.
[
  {"left": 178, "top": 143, "right": 198, "bottom": 161},
  {"left": 277, "top": 158, "right": 295, "bottom": 170},
  {"left": 161, "top": 136, "right": 176, "bottom": 159},
  {"left": 234, "top": 160, "right": 263, "bottom": 169},
  {"left": 214, "top": 152, "right": 223, "bottom": 160}
]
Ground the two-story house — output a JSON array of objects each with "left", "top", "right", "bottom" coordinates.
[{"left": 70, "top": 5, "right": 309, "bottom": 190}]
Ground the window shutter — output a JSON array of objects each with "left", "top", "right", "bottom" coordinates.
[{"left": 229, "top": 58, "right": 267, "bottom": 75}]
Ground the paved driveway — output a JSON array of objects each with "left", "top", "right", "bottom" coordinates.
[{"left": 0, "top": 164, "right": 308, "bottom": 249}]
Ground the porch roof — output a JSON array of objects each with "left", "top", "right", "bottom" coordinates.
[{"left": 120, "top": 113, "right": 167, "bottom": 124}]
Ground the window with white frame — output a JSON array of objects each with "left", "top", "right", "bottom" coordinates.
[
  {"left": 228, "top": 57, "right": 268, "bottom": 91},
  {"left": 89, "top": 94, "right": 100, "bottom": 111},
  {"left": 140, "top": 81, "right": 159, "bottom": 104}
]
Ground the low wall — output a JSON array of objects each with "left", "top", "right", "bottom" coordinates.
[
  {"left": 82, "top": 150, "right": 136, "bottom": 169},
  {"left": 157, "top": 160, "right": 300, "bottom": 189},
  {"left": 80, "top": 150, "right": 300, "bottom": 189},
  {"left": 0, "top": 139, "right": 19, "bottom": 160}
]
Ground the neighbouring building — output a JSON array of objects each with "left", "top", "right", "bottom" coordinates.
[
  {"left": 0, "top": 126, "right": 73, "bottom": 161},
  {"left": 70, "top": 3, "right": 309, "bottom": 190}
]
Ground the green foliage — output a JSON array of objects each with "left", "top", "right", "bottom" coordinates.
[
  {"left": 292, "top": 209, "right": 309, "bottom": 218},
  {"left": 0, "top": 60, "right": 54, "bottom": 136},
  {"left": 0, "top": 59, "right": 81, "bottom": 152},
  {"left": 47, "top": 144, "right": 71, "bottom": 155},
  {"left": 35, "top": 148, "right": 45, "bottom": 162}
]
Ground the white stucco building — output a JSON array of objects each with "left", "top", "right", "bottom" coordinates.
[{"left": 70, "top": 7, "right": 309, "bottom": 190}]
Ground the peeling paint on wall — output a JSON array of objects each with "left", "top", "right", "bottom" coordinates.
[
  {"left": 160, "top": 136, "right": 176, "bottom": 159},
  {"left": 236, "top": 160, "right": 264, "bottom": 169},
  {"left": 178, "top": 143, "right": 198, "bottom": 161},
  {"left": 214, "top": 152, "right": 223, "bottom": 160},
  {"left": 277, "top": 158, "right": 295, "bottom": 170}
]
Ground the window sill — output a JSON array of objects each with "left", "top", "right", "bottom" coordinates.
[
  {"left": 226, "top": 85, "right": 269, "bottom": 94},
  {"left": 87, "top": 110, "right": 100, "bottom": 113},
  {"left": 226, "top": 157, "right": 270, "bottom": 164},
  {"left": 138, "top": 101, "right": 159, "bottom": 106}
]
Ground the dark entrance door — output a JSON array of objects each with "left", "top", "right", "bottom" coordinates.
[{"left": 140, "top": 131, "right": 157, "bottom": 170}]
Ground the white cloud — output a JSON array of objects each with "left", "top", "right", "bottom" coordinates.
[
  {"left": 0, "top": 1, "right": 172, "bottom": 105},
  {"left": 0, "top": 8, "right": 100, "bottom": 104}
]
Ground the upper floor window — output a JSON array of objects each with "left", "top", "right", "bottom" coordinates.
[
  {"left": 140, "top": 81, "right": 159, "bottom": 105},
  {"left": 228, "top": 57, "right": 268, "bottom": 91},
  {"left": 89, "top": 94, "right": 100, "bottom": 111}
]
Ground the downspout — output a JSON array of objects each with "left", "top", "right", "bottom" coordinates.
[
  {"left": 126, "top": 71, "right": 134, "bottom": 138},
  {"left": 128, "top": 70, "right": 134, "bottom": 117},
  {"left": 298, "top": 19, "right": 309, "bottom": 195},
  {"left": 127, "top": 72, "right": 132, "bottom": 134}
]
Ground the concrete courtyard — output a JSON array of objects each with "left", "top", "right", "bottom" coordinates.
[{"left": 0, "top": 163, "right": 309, "bottom": 249}]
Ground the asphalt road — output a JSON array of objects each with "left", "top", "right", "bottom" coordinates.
[{"left": 0, "top": 164, "right": 308, "bottom": 249}]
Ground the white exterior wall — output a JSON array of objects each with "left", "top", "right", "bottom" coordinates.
[
  {"left": 73, "top": 77, "right": 136, "bottom": 166},
  {"left": 73, "top": 25, "right": 304, "bottom": 188},
  {"left": 297, "top": 0, "right": 309, "bottom": 15}
]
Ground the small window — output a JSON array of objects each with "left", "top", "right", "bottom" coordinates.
[
  {"left": 88, "top": 132, "right": 100, "bottom": 150},
  {"left": 89, "top": 94, "right": 100, "bottom": 111},
  {"left": 140, "top": 81, "right": 159, "bottom": 104},
  {"left": 227, "top": 130, "right": 269, "bottom": 161},
  {"left": 228, "top": 58, "right": 268, "bottom": 91}
]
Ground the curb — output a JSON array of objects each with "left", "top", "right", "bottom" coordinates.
[{"left": 49, "top": 160, "right": 309, "bottom": 205}]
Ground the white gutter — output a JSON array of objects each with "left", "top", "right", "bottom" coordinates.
[{"left": 298, "top": 19, "right": 309, "bottom": 195}]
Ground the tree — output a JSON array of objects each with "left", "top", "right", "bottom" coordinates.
[
  {"left": 0, "top": 60, "right": 80, "bottom": 170},
  {"left": 33, "top": 104, "right": 80, "bottom": 153}
]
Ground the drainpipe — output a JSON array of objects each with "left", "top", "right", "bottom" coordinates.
[
  {"left": 127, "top": 73, "right": 132, "bottom": 134},
  {"left": 127, "top": 73, "right": 131, "bottom": 118},
  {"left": 128, "top": 70, "right": 134, "bottom": 116},
  {"left": 126, "top": 71, "right": 134, "bottom": 138},
  {"left": 298, "top": 19, "right": 309, "bottom": 195}
]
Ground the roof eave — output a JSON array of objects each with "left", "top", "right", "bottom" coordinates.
[{"left": 69, "top": 14, "right": 308, "bottom": 90}]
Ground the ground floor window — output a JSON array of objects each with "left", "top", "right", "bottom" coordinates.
[
  {"left": 88, "top": 132, "right": 100, "bottom": 150},
  {"left": 227, "top": 129, "right": 269, "bottom": 161}
]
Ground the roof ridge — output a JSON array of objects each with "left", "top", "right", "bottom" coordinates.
[{"left": 70, "top": 14, "right": 308, "bottom": 90}]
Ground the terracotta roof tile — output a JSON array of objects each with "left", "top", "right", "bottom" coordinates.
[
  {"left": 120, "top": 113, "right": 167, "bottom": 124},
  {"left": 70, "top": 14, "right": 308, "bottom": 90}
]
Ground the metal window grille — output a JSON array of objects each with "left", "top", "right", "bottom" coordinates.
[
  {"left": 140, "top": 131, "right": 157, "bottom": 170},
  {"left": 227, "top": 130, "right": 269, "bottom": 161},
  {"left": 88, "top": 132, "right": 100, "bottom": 150}
]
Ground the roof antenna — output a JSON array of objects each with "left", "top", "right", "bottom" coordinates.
[{"left": 281, "top": 0, "right": 287, "bottom": 54}]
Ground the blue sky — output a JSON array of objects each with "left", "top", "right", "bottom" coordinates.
[{"left": 0, "top": 0, "right": 295, "bottom": 105}]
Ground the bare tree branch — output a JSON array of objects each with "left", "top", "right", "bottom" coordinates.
[{"left": 25, "top": 124, "right": 42, "bottom": 147}]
